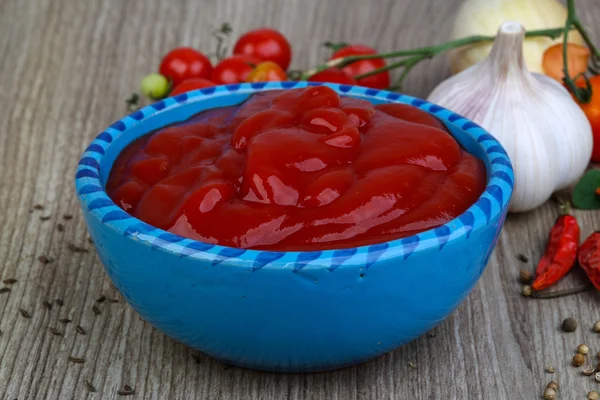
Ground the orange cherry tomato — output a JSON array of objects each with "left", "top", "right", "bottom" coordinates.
[
  {"left": 543, "top": 43, "right": 590, "bottom": 85},
  {"left": 246, "top": 61, "right": 288, "bottom": 82},
  {"left": 575, "top": 75, "right": 600, "bottom": 162},
  {"left": 170, "top": 78, "right": 216, "bottom": 96}
]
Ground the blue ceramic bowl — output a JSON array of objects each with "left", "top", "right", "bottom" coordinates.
[{"left": 75, "top": 82, "right": 513, "bottom": 372}]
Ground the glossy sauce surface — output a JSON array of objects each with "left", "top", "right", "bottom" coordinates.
[{"left": 107, "top": 87, "right": 486, "bottom": 251}]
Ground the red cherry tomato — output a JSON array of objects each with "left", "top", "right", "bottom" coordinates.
[
  {"left": 170, "top": 78, "right": 216, "bottom": 96},
  {"left": 307, "top": 68, "right": 357, "bottom": 85},
  {"left": 159, "top": 47, "right": 213, "bottom": 87},
  {"left": 211, "top": 55, "right": 260, "bottom": 84},
  {"left": 233, "top": 28, "right": 292, "bottom": 71},
  {"left": 576, "top": 75, "right": 600, "bottom": 162},
  {"left": 246, "top": 61, "right": 288, "bottom": 82},
  {"left": 330, "top": 44, "right": 390, "bottom": 89}
]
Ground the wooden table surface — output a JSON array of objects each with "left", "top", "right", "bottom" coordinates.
[{"left": 2, "top": 0, "right": 600, "bottom": 398}]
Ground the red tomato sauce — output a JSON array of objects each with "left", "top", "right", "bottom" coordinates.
[{"left": 107, "top": 87, "right": 486, "bottom": 251}]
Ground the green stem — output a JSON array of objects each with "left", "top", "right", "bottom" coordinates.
[{"left": 299, "top": 27, "right": 566, "bottom": 83}]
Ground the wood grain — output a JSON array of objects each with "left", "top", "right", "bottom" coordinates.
[{"left": 1, "top": 0, "right": 600, "bottom": 398}]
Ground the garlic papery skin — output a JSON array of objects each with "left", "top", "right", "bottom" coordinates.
[
  {"left": 449, "top": 0, "right": 583, "bottom": 74},
  {"left": 428, "top": 21, "right": 592, "bottom": 213}
]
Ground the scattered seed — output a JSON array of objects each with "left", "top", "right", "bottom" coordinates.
[
  {"left": 76, "top": 325, "right": 86, "bottom": 335},
  {"left": 58, "top": 318, "right": 72, "bottom": 324},
  {"left": 521, "top": 285, "right": 532, "bottom": 297},
  {"left": 49, "top": 327, "right": 62, "bottom": 336},
  {"left": 0, "top": 287, "right": 11, "bottom": 294},
  {"left": 63, "top": 214, "right": 73, "bottom": 220},
  {"left": 38, "top": 255, "right": 54, "bottom": 264},
  {"left": 117, "top": 386, "right": 135, "bottom": 396},
  {"left": 85, "top": 379, "right": 96, "bottom": 392},
  {"left": 546, "top": 381, "right": 559, "bottom": 391},
  {"left": 582, "top": 365, "right": 596, "bottom": 376},
  {"left": 55, "top": 299, "right": 64, "bottom": 306},
  {"left": 546, "top": 366, "right": 556, "bottom": 373},
  {"left": 578, "top": 344, "right": 590, "bottom": 355},
  {"left": 96, "top": 295, "right": 106, "bottom": 303},
  {"left": 19, "top": 308, "right": 30, "bottom": 318},
  {"left": 593, "top": 321, "right": 600, "bottom": 333},
  {"left": 87, "top": 237, "right": 93, "bottom": 244},
  {"left": 2, "top": 278, "right": 17, "bottom": 284},
  {"left": 191, "top": 354, "right": 202, "bottom": 364},
  {"left": 67, "top": 243, "right": 89, "bottom": 253},
  {"left": 408, "top": 362, "right": 416, "bottom": 369},
  {"left": 42, "top": 300, "right": 52, "bottom": 310},
  {"left": 427, "top": 332, "right": 437, "bottom": 338},
  {"left": 517, "top": 253, "right": 529, "bottom": 263},
  {"left": 543, "top": 387, "right": 556, "bottom": 400},
  {"left": 589, "top": 391, "right": 600, "bottom": 400},
  {"left": 595, "top": 371, "right": 600, "bottom": 383},
  {"left": 39, "top": 215, "right": 51, "bottom": 221},
  {"left": 573, "top": 353, "right": 586, "bottom": 367},
  {"left": 57, "top": 223, "right": 65, "bottom": 232},
  {"left": 33, "top": 204, "right": 45, "bottom": 210},
  {"left": 92, "top": 304, "right": 101, "bottom": 315},
  {"left": 562, "top": 317, "right": 578, "bottom": 332},
  {"left": 519, "top": 270, "right": 532, "bottom": 284},
  {"left": 68, "top": 356, "right": 84, "bottom": 363}
]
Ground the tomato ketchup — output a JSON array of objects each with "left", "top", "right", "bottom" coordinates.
[{"left": 107, "top": 87, "right": 486, "bottom": 251}]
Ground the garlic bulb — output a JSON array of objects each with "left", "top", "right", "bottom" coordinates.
[
  {"left": 428, "top": 22, "right": 592, "bottom": 212},
  {"left": 449, "top": 0, "right": 583, "bottom": 74}
]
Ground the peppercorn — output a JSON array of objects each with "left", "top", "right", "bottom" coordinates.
[
  {"left": 543, "top": 387, "right": 557, "bottom": 400},
  {"left": 578, "top": 344, "right": 590, "bottom": 355},
  {"left": 519, "top": 270, "right": 533, "bottom": 284},
  {"left": 594, "top": 320, "right": 600, "bottom": 333},
  {"left": 562, "top": 317, "right": 578, "bottom": 332},
  {"left": 588, "top": 391, "right": 600, "bottom": 400},
  {"left": 546, "top": 381, "right": 559, "bottom": 391},
  {"left": 522, "top": 285, "right": 533, "bottom": 297},
  {"left": 573, "top": 353, "right": 586, "bottom": 367}
]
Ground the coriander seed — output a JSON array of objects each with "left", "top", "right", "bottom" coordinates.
[
  {"left": 582, "top": 365, "right": 596, "bottom": 376},
  {"left": 594, "top": 320, "right": 600, "bottom": 333},
  {"left": 573, "top": 353, "right": 586, "bottom": 367},
  {"left": 562, "top": 317, "right": 578, "bottom": 332},
  {"left": 546, "top": 366, "right": 556, "bottom": 373},
  {"left": 595, "top": 371, "right": 600, "bottom": 383},
  {"left": 543, "top": 387, "right": 556, "bottom": 400},
  {"left": 578, "top": 344, "right": 590, "bottom": 355},
  {"left": 519, "top": 270, "right": 532, "bottom": 284},
  {"left": 521, "top": 285, "right": 532, "bottom": 297},
  {"left": 546, "top": 381, "right": 559, "bottom": 391},
  {"left": 588, "top": 391, "right": 600, "bottom": 400}
]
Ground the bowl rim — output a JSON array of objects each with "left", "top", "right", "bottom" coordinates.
[{"left": 75, "top": 81, "right": 514, "bottom": 271}]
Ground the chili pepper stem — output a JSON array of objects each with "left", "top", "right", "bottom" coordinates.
[{"left": 531, "top": 283, "right": 594, "bottom": 299}]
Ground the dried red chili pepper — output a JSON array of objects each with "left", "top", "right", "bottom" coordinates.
[
  {"left": 578, "top": 231, "right": 600, "bottom": 290},
  {"left": 531, "top": 207, "right": 580, "bottom": 291}
]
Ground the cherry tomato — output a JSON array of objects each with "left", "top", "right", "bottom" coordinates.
[
  {"left": 576, "top": 75, "right": 600, "bottom": 162},
  {"left": 246, "top": 61, "right": 288, "bottom": 82},
  {"left": 307, "top": 68, "right": 357, "bottom": 85},
  {"left": 233, "top": 28, "right": 292, "bottom": 71},
  {"left": 330, "top": 44, "right": 390, "bottom": 89},
  {"left": 170, "top": 78, "right": 216, "bottom": 96},
  {"left": 211, "top": 55, "right": 260, "bottom": 84},
  {"left": 159, "top": 47, "right": 213, "bottom": 87}
]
